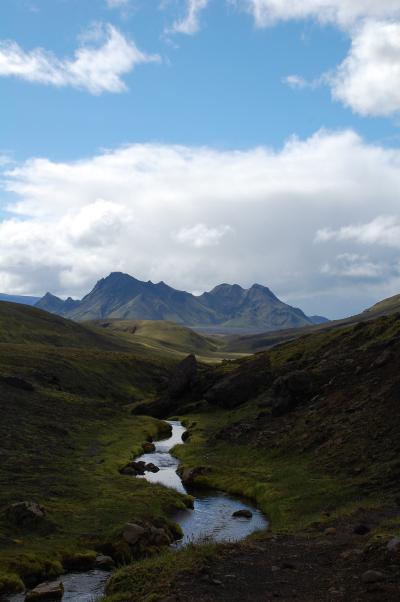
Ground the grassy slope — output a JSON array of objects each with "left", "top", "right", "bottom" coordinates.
[
  {"left": 88, "top": 319, "right": 244, "bottom": 362},
  {"left": 225, "top": 291, "right": 400, "bottom": 354},
  {"left": 0, "top": 303, "right": 189, "bottom": 594},
  {"left": 106, "top": 312, "right": 400, "bottom": 600}
]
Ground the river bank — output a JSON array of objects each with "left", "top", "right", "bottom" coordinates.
[{"left": 10, "top": 420, "right": 268, "bottom": 601}]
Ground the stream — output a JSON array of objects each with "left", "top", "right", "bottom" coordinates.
[{"left": 11, "top": 421, "right": 268, "bottom": 601}]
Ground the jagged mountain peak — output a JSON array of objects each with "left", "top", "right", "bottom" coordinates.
[{"left": 35, "top": 272, "right": 327, "bottom": 331}]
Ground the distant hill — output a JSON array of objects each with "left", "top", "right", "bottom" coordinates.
[
  {"left": 35, "top": 272, "right": 326, "bottom": 332},
  {"left": 0, "top": 293, "right": 40, "bottom": 306}
]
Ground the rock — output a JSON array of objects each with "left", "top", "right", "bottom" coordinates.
[
  {"left": 145, "top": 463, "right": 160, "bottom": 473},
  {"left": 1, "top": 376, "right": 34, "bottom": 392},
  {"left": 181, "top": 430, "right": 191, "bottom": 442},
  {"left": 119, "top": 466, "right": 137, "bottom": 476},
  {"left": 387, "top": 537, "right": 400, "bottom": 554},
  {"left": 354, "top": 524, "right": 370, "bottom": 535},
  {"left": 271, "top": 370, "right": 313, "bottom": 416},
  {"left": 141, "top": 442, "right": 156, "bottom": 454},
  {"left": 361, "top": 570, "right": 385, "bottom": 584},
  {"left": 232, "top": 509, "right": 253, "bottom": 519},
  {"left": 25, "top": 581, "right": 64, "bottom": 601},
  {"left": 168, "top": 354, "right": 198, "bottom": 399},
  {"left": 122, "top": 523, "right": 146, "bottom": 546},
  {"left": 6, "top": 501, "right": 46, "bottom": 528},
  {"left": 205, "top": 355, "right": 272, "bottom": 410},
  {"left": 178, "top": 466, "right": 206, "bottom": 485},
  {"left": 324, "top": 527, "right": 337, "bottom": 536},
  {"left": 149, "top": 527, "right": 171, "bottom": 546},
  {"left": 95, "top": 555, "right": 115, "bottom": 570}
]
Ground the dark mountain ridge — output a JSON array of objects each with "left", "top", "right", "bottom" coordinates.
[{"left": 35, "top": 272, "right": 326, "bottom": 332}]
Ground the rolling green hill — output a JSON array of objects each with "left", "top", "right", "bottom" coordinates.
[
  {"left": 0, "top": 303, "right": 190, "bottom": 595},
  {"left": 88, "top": 318, "right": 243, "bottom": 362}
]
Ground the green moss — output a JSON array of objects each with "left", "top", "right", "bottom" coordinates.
[
  {"left": 104, "top": 543, "right": 218, "bottom": 602},
  {"left": 7, "top": 555, "right": 63, "bottom": 587},
  {"left": 173, "top": 410, "right": 385, "bottom": 532},
  {"left": 0, "top": 571, "right": 25, "bottom": 595}
]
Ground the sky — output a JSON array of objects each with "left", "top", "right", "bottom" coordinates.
[{"left": 1, "top": 1, "right": 400, "bottom": 318}]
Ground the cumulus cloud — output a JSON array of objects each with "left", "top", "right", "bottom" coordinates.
[
  {"left": 0, "top": 23, "right": 160, "bottom": 94},
  {"left": 329, "top": 20, "right": 400, "bottom": 116},
  {"left": 316, "top": 216, "right": 400, "bottom": 248},
  {"left": 3, "top": 130, "right": 400, "bottom": 317},
  {"left": 240, "top": 2, "right": 400, "bottom": 117},
  {"left": 166, "top": 0, "right": 209, "bottom": 35},
  {"left": 244, "top": 0, "right": 400, "bottom": 28}
]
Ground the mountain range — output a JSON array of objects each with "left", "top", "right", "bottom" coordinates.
[
  {"left": 34, "top": 272, "right": 327, "bottom": 331},
  {"left": 0, "top": 293, "right": 40, "bottom": 306}
]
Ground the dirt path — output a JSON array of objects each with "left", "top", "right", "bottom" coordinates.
[{"left": 163, "top": 508, "right": 400, "bottom": 601}]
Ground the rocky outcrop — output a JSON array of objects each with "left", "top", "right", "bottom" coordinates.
[
  {"left": 271, "top": 370, "right": 314, "bottom": 416},
  {"left": 168, "top": 354, "right": 198, "bottom": 399},
  {"left": 204, "top": 355, "right": 272, "bottom": 409},
  {"left": 6, "top": 502, "right": 46, "bottom": 529},
  {"left": 25, "top": 581, "right": 64, "bottom": 601}
]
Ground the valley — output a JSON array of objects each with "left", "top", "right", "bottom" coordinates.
[{"left": 0, "top": 298, "right": 399, "bottom": 601}]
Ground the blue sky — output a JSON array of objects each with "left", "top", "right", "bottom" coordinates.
[
  {"left": 1, "top": 0, "right": 396, "bottom": 160},
  {"left": 1, "top": 0, "right": 400, "bottom": 318}
]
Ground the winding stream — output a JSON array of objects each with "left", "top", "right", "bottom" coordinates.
[{"left": 11, "top": 421, "right": 268, "bottom": 601}]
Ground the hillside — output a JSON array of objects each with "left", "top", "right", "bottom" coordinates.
[
  {"left": 0, "top": 302, "right": 191, "bottom": 596},
  {"left": 35, "top": 272, "right": 325, "bottom": 332},
  {"left": 88, "top": 319, "right": 240, "bottom": 362},
  {"left": 225, "top": 290, "right": 400, "bottom": 354},
  {"left": 113, "top": 311, "right": 400, "bottom": 600}
]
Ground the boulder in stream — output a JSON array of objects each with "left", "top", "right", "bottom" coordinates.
[
  {"left": 232, "top": 509, "right": 253, "bottom": 519},
  {"left": 142, "top": 442, "right": 156, "bottom": 453},
  {"left": 95, "top": 555, "right": 115, "bottom": 570},
  {"left": 25, "top": 581, "right": 64, "bottom": 601},
  {"left": 178, "top": 466, "right": 207, "bottom": 485}
]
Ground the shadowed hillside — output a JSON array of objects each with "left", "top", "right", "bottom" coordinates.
[
  {"left": 113, "top": 311, "right": 400, "bottom": 600},
  {"left": 0, "top": 303, "right": 191, "bottom": 595}
]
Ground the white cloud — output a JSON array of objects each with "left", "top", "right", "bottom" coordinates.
[
  {"left": 167, "top": 0, "right": 209, "bottom": 35},
  {"left": 3, "top": 130, "right": 400, "bottom": 317},
  {"left": 175, "top": 223, "right": 233, "bottom": 247},
  {"left": 0, "top": 23, "right": 160, "bottom": 94},
  {"left": 321, "top": 253, "right": 385, "bottom": 279},
  {"left": 329, "top": 20, "right": 400, "bottom": 116},
  {"left": 241, "top": 2, "right": 400, "bottom": 117},
  {"left": 316, "top": 216, "right": 400, "bottom": 248},
  {"left": 282, "top": 74, "right": 309, "bottom": 90},
  {"left": 244, "top": 0, "right": 400, "bottom": 28}
]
